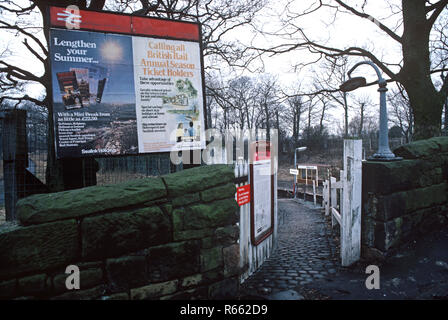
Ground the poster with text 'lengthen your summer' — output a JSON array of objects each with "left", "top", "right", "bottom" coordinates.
[{"left": 51, "top": 29, "right": 138, "bottom": 159}]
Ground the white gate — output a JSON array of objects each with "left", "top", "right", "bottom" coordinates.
[{"left": 322, "top": 139, "right": 362, "bottom": 267}]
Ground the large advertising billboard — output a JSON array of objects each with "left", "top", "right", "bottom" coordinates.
[{"left": 48, "top": 6, "right": 206, "bottom": 158}]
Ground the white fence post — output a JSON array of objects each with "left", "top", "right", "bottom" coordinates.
[
  {"left": 341, "top": 139, "right": 362, "bottom": 267},
  {"left": 330, "top": 176, "right": 337, "bottom": 227}
]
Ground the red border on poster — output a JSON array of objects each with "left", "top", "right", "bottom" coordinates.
[
  {"left": 47, "top": 5, "right": 206, "bottom": 159},
  {"left": 49, "top": 6, "right": 200, "bottom": 41}
]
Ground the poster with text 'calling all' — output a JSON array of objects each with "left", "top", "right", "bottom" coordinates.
[{"left": 49, "top": 6, "right": 206, "bottom": 159}]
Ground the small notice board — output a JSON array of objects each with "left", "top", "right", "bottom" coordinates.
[
  {"left": 250, "top": 141, "right": 274, "bottom": 246},
  {"left": 237, "top": 184, "right": 250, "bottom": 206}
]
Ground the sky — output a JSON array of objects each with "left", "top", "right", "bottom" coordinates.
[
  {"left": 0, "top": 0, "right": 443, "bottom": 135},
  {"left": 210, "top": 0, "right": 407, "bottom": 133}
]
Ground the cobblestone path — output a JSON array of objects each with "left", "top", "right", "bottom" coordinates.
[{"left": 239, "top": 199, "right": 340, "bottom": 298}]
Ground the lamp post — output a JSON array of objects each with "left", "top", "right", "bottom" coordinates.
[
  {"left": 294, "top": 146, "right": 307, "bottom": 169},
  {"left": 293, "top": 146, "right": 307, "bottom": 198},
  {"left": 340, "top": 61, "right": 402, "bottom": 161}
]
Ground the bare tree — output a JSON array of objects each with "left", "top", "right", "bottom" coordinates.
[
  {"left": 286, "top": 94, "right": 306, "bottom": 146},
  {"left": 255, "top": 0, "right": 448, "bottom": 140},
  {"left": 389, "top": 84, "right": 414, "bottom": 142},
  {"left": 307, "top": 57, "right": 351, "bottom": 137},
  {"left": 255, "top": 74, "right": 280, "bottom": 141},
  {"left": 0, "top": 0, "right": 267, "bottom": 191},
  {"left": 353, "top": 94, "right": 374, "bottom": 137}
]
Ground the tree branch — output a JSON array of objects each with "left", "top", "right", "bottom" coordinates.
[
  {"left": 0, "top": 20, "right": 48, "bottom": 56},
  {"left": 427, "top": 0, "right": 448, "bottom": 26},
  {"left": 333, "top": 0, "right": 402, "bottom": 43}
]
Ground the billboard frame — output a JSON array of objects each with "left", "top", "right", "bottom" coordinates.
[{"left": 45, "top": 5, "right": 208, "bottom": 160}]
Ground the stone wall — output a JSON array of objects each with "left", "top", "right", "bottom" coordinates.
[
  {"left": 362, "top": 137, "right": 448, "bottom": 258},
  {"left": 0, "top": 164, "right": 240, "bottom": 300}
]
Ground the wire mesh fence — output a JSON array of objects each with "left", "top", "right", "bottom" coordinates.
[
  {"left": 95, "top": 153, "right": 173, "bottom": 185},
  {"left": 0, "top": 103, "right": 410, "bottom": 224},
  {"left": 0, "top": 106, "right": 178, "bottom": 223}
]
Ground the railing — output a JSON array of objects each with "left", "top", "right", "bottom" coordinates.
[
  {"left": 323, "top": 170, "right": 344, "bottom": 228},
  {"left": 322, "top": 139, "right": 362, "bottom": 267}
]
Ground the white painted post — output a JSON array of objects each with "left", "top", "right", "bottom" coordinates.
[
  {"left": 313, "top": 180, "right": 316, "bottom": 206},
  {"left": 323, "top": 181, "right": 328, "bottom": 214},
  {"left": 341, "top": 139, "right": 362, "bottom": 267},
  {"left": 330, "top": 176, "right": 337, "bottom": 227},
  {"left": 339, "top": 170, "right": 344, "bottom": 215}
]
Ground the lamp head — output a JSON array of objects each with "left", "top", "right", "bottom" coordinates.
[{"left": 339, "top": 76, "right": 366, "bottom": 92}]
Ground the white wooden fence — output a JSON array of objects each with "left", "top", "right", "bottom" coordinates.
[{"left": 322, "top": 139, "right": 362, "bottom": 267}]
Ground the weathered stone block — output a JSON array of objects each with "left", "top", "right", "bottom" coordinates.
[
  {"left": 373, "top": 219, "right": 401, "bottom": 251},
  {"left": 160, "top": 286, "right": 208, "bottom": 300},
  {"left": 163, "top": 165, "right": 234, "bottom": 197},
  {"left": 215, "top": 225, "right": 239, "bottom": 246},
  {"left": 0, "top": 220, "right": 78, "bottom": 279},
  {"left": 429, "top": 136, "right": 448, "bottom": 153},
  {"left": 394, "top": 138, "right": 441, "bottom": 159},
  {"left": 18, "top": 177, "right": 167, "bottom": 225},
  {"left": 159, "top": 203, "right": 172, "bottom": 216},
  {"left": 362, "top": 246, "right": 386, "bottom": 262},
  {"left": 51, "top": 284, "right": 106, "bottom": 300},
  {"left": 146, "top": 241, "right": 201, "bottom": 282},
  {"left": 106, "top": 256, "right": 146, "bottom": 292},
  {"left": 53, "top": 267, "right": 103, "bottom": 294},
  {"left": 81, "top": 206, "right": 171, "bottom": 260},
  {"left": 201, "top": 237, "right": 216, "bottom": 249},
  {"left": 181, "top": 274, "right": 203, "bottom": 289},
  {"left": 172, "top": 193, "right": 200, "bottom": 207},
  {"left": 182, "top": 199, "right": 239, "bottom": 230},
  {"left": 0, "top": 279, "right": 17, "bottom": 299},
  {"left": 130, "top": 280, "right": 178, "bottom": 300},
  {"left": 363, "top": 160, "right": 423, "bottom": 195},
  {"left": 101, "top": 292, "right": 129, "bottom": 300},
  {"left": 172, "top": 208, "right": 184, "bottom": 231},
  {"left": 17, "top": 274, "right": 46, "bottom": 296},
  {"left": 173, "top": 228, "right": 215, "bottom": 241},
  {"left": 223, "top": 244, "right": 240, "bottom": 277},
  {"left": 361, "top": 215, "right": 376, "bottom": 248},
  {"left": 373, "top": 183, "right": 447, "bottom": 221},
  {"left": 418, "top": 206, "right": 446, "bottom": 234},
  {"left": 200, "top": 247, "right": 223, "bottom": 272},
  {"left": 403, "top": 183, "right": 447, "bottom": 212},
  {"left": 201, "top": 183, "right": 236, "bottom": 203},
  {"left": 180, "top": 270, "right": 223, "bottom": 290},
  {"left": 208, "top": 277, "right": 238, "bottom": 299}
]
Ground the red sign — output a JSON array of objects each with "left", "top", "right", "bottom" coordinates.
[
  {"left": 253, "top": 141, "right": 271, "bottom": 161},
  {"left": 50, "top": 6, "right": 200, "bottom": 41},
  {"left": 237, "top": 184, "right": 251, "bottom": 206}
]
